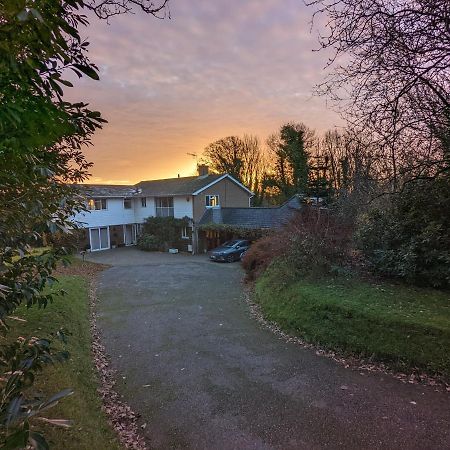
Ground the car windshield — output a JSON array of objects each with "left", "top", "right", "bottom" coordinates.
[{"left": 222, "top": 240, "right": 240, "bottom": 248}]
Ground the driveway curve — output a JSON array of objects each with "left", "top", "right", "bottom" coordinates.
[{"left": 89, "top": 248, "right": 450, "bottom": 450}]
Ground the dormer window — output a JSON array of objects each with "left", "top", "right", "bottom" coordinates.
[
  {"left": 205, "top": 195, "right": 219, "bottom": 207},
  {"left": 87, "top": 198, "right": 107, "bottom": 210}
]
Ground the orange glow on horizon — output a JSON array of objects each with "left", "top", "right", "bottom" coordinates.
[{"left": 72, "top": 1, "right": 342, "bottom": 185}]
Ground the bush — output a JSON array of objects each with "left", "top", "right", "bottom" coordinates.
[
  {"left": 242, "top": 207, "right": 353, "bottom": 281},
  {"left": 140, "top": 216, "right": 189, "bottom": 251},
  {"left": 137, "top": 234, "right": 163, "bottom": 251},
  {"left": 48, "top": 229, "right": 88, "bottom": 253},
  {"left": 241, "top": 232, "right": 287, "bottom": 281},
  {"left": 356, "top": 178, "right": 450, "bottom": 288}
]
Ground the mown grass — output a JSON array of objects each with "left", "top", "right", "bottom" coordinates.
[
  {"left": 9, "top": 274, "right": 121, "bottom": 450},
  {"left": 255, "top": 264, "right": 450, "bottom": 378}
]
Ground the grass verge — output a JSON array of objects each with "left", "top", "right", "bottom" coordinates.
[
  {"left": 9, "top": 271, "right": 121, "bottom": 450},
  {"left": 255, "top": 263, "right": 450, "bottom": 379}
]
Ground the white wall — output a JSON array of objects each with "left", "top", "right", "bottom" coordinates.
[
  {"left": 73, "top": 197, "right": 136, "bottom": 228},
  {"left": 72, "top": 195, "right": 193, "bottom": 228},
  {"left": 174, "top": 195, "right": 193, "bottom": 219},
  {"left": 134, "top": 197, "right": 156, "bottom": 223}
]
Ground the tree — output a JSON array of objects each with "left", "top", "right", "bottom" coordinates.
[
  {"left": 85, "top": 0, "right": 169, "bottom": 19},
  {"left": 202, "top": 135, "right": 267, "bottom": 205},
  {"left": 308, "top": 0, "right": 450, "bottom": 189},
  {"left": 356, "top": 178, "right": 450, "bottom": 288},
  {"left": 0, "top": 0, "right": 168, "bottom": 446},
  {"left": 265, "top": 123, "right": 315, "bottom": 201}
]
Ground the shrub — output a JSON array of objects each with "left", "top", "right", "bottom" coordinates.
[
  {"left": 137, "top": 234, "right": 163, "bottom": 252},
  {"left": 243, "top": 207, "right": 353, "bottom": 281},
  {"left": 47, "top": 229, "right": 88, "bottom": 253},
  {"left": 356, "top": 178, "right": 450, "bottom": 288},
  {"left": 241, "top": 232, "right": 288, "bottom": 281},
  {"left": 140, "top": 216, "right": 189, "bottom": 250}
]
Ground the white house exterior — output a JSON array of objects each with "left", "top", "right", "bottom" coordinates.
[{"left": 72, "top": 169, "right": 253, "bottom": 253}]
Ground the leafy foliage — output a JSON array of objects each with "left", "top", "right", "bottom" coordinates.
[
  {"left": 138, "top": 216, "right": 189, "bottom": 251},
  {"left": 137, "top": 234, "right": 163, "bottom": 252},
  {"left": 356, "top": 179, "right": 450, "bottom": 288},
  {"left": 0, "top": 0, "right": 105, "bottom": 446},
  {"left": 242, "top": 207, "right": 353, "bottom": 281},
  {"left": 265, "top": 123, "right": 312, "bottom": 201},
  {"left": 47, "top": 230, "right": 88, "bottom": 253}
]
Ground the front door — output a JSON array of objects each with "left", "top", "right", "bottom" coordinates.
[{"left": 89, "top": 227, "right": 110, "bottom": 251}]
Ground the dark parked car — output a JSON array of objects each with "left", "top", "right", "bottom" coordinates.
[{"left": 209, "top": 239, "right": 251, "bottom": 263}]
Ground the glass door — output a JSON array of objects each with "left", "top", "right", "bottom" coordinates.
[
  {"left": 89, "top": 227, "right": 109, "bottom": 251},
  {"left": 90, "top": 228, "right": 100, "bottom": 251},
  {"left": 99, "top": 227, "right": 109, "bottom": 249}
]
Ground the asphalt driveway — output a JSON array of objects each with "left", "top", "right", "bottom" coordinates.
[{"left": 90, "top": 248, "right": 450, "bottom": 450}]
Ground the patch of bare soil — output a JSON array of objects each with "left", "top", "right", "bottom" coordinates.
[
  {"left": 243, "top": 285, "right": 449, "bottom": 393},
  {"left": 58, "top": 260, "right": 148, "bottom": 449}
]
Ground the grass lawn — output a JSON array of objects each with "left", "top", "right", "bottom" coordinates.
[
  {"left": 255, "top": 265, "right": 450, "bottom": 378},
  {"left": 9, "top": 273, "right": 121, "bottom": 450}
]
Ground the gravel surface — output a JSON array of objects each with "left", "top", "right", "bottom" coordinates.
[{"left": 91, "top": 248, "right": 450, "bottom": 450}]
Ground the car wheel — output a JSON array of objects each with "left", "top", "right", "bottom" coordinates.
[
  {"left": 240, "top": 251, "right": 247, "bottom": 260},
  {"left": 226, "top": 255, "right": 234, "bottom": 263}
]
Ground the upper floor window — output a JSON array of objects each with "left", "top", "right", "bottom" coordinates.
[
  {"left": 205, "top": 195, "right": 219, "bottom": 207},
  {"left": 141, "top": 197, "right": 147, "bottom": 208},
  {"left": 156, "top": 197, "right": 174, "bottom": 217},
  {"left": 87, "top": 198, "right": 107, "bottom": 211},
  {"left": 124, "top": 198, "right": 132, "bottom": 209}
]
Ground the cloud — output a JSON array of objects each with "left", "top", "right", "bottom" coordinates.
[{"left": 68, "top": 0, "right": 342, "bottom": 183}]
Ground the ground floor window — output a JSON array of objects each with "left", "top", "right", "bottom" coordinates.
[{"left": 181, "top": 226, "right": 192, "bottom": 240}]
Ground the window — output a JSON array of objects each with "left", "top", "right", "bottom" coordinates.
[
  {"left": 181, "top": 226, "right": 192, "bottom": 240},
  {"left": 205, "top": 195, "right": 219, "bottom": 207},
  {"left": 124, "top": 198, "right": 132, "bottom": 209},
  {"left": 155, "top": 197, "right": 174, "bottom": 217},
  {"left": 87, "top": 198, "right": 107, "bottom": 210},
  {"left": 141, "top": 197, "right": 147, "bottom": 208}
]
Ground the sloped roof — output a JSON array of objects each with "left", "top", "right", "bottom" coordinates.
[
  {"left": 135, "top": 174, "right": 225, "bottom": 196},
  {"left": 74, "top": 184, "right": 136, "bottom": 198},
  {"left": 198, "top": 196, "right": 302, "bottom": 229},
  {"left": 74, "top": 173, "right": 253, "bottom": 198}
]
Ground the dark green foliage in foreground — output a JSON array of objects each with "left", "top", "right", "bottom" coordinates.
[
  {"left": 0, "top": 0, "right": 105, "bottom": 446},
  {"left": 8, "top": 275, "right": 120, "bottom": 450},
  {"left": 138, "top": 216, "right": 189, "bottom": 251},
  {"left": 356, "top": 178, "right": 450, "bottom": 288},
  {"left": 255, "top": 262, "right": 450, "bottom": 378}
]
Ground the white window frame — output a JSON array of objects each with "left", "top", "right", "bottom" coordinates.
[
  {"left": 181, "top": 226, "right": 191, "bottom": 240},
  {"left": 141, "top": 197, "right": 147, "bottom": 208},
  {"left": 89, "top": 226, "right": 110, "bottom": 251},
  {"left": 87, "top": 198, "right": 107, "bottom": 211},
  {"left": 205, "top": 194, "right": 220, "bottom": 208},
  {"left": 155, "top": 197, "right": 174, "bottom": 217},
  {"left": 123, "top": 198, "right": 132, "bottom": 209}
]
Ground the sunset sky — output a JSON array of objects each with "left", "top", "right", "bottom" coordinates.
[{"left": 73, "top": 0, "right": 342, "bottom": 184}]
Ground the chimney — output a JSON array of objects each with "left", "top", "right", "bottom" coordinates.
[{"left": 197, "top": 164, "right": 209, "bottom": 177}]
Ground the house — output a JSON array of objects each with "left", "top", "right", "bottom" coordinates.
[
  {"left": 197, "top": 195, "right": 303, "bottom": 251},
  {"left": 71, "top": 166, "right": 253, "bottom": 253}
]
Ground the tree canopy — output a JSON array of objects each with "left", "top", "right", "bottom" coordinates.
[{"left": 308, "top": 0, "right": 450, "bottom": 188}]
